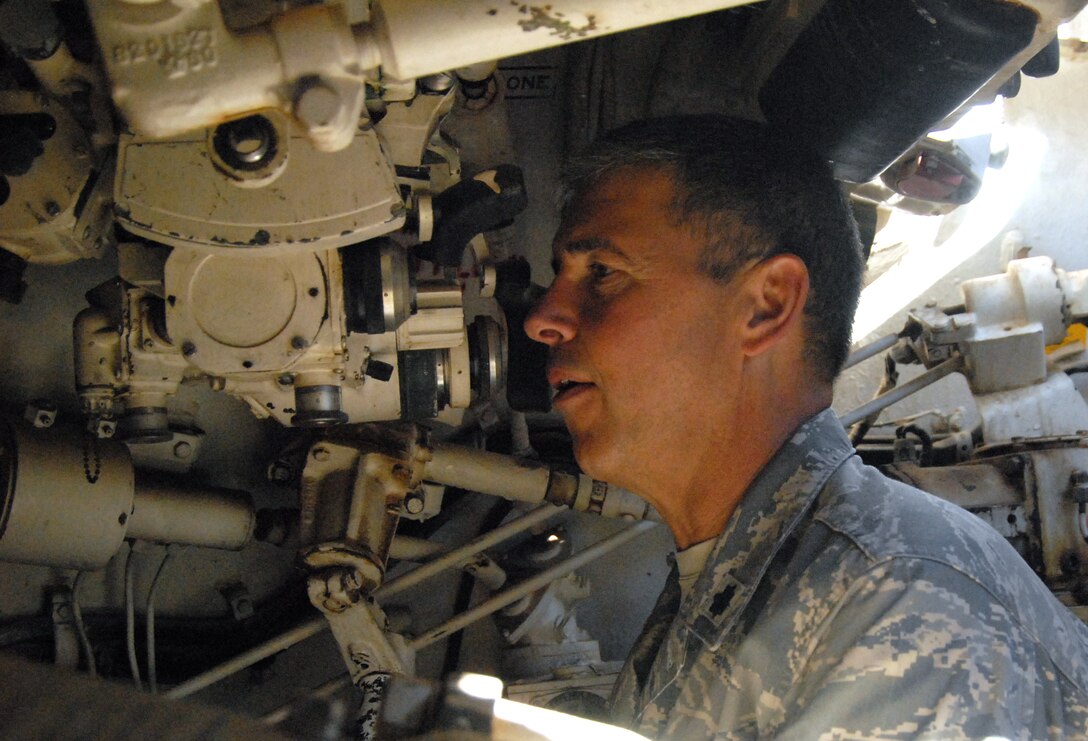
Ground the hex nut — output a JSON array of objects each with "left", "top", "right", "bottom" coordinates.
[{"left": 24, "top": 399, "right": 58, "bottom": 428}]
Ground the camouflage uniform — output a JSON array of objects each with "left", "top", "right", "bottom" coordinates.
[{"left": 611, "top": 409, "right": 1088, "bottom": 739}]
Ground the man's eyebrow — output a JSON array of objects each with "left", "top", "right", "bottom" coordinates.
[{"left": 551, "top": 237, "right": 630, "bottom": 273}]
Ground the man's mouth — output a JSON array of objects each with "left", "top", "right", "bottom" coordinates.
[{"left": 549, "top": 371, "right": 595, "bottom": 403}]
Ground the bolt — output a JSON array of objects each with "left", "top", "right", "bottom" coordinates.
[
  {"left": 173, "top": 441, "right": 193, "bottom": 459},
  {"left": 295, "top": 80, "right": 341, "bottom": 130},
  {"left": 45, "top": 201, "right": 60, "bottom": 217},
  {"left": 403, "top": 492, "right": 426, "bottom": 515},
  {"left": 277, "top": 373, "right": 295, "bottom": 386},
  {"left": 290, "top": 336, "right": 308, "bottom": 350},
  {"left": 312, "top": 447, "right": 330, "bottom": 462},
  {"left": 267, "top": 461, "right": 292, "bottom": 482},
  {"left": 142, "top": 338, "right": 154, "bottom": 350},
  {"left": 181, "top": 341, "right": 197, "bottom": 357}
]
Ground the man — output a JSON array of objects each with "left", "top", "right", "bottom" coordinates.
[{"left": 524, "top": 116, "right": 1088, "bottom": 739}]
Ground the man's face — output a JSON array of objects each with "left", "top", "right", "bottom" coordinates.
[{"left": 524, "top": 168, "right": 747, "bottom": 491}]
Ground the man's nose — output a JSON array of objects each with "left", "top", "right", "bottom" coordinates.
[{"left": 524, "top": 282, "right": 577, "bottom": 346}]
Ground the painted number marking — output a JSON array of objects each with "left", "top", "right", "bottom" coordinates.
[{"left": 112, "top": 27, "right": 218, "bottom": 79}]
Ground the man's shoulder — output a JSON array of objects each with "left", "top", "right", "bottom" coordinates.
[
  {"left": 810, "top": 455, "right": 1088, "bottom": 685},
  {"left": 813, "top": 454, "right": 1004, "bottom": 566}
]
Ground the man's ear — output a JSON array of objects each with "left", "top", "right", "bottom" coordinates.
[{"left": 740, "top": 253, "right": 809, "bottom": 357}]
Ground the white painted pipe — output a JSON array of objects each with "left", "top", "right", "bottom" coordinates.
[
  {"left": 0, "top": 419, "right": 258, "bottom": 569},
  {"left": 129, "top": 476, "right": 255, "bottom": 550},
  {"left": 425, "top": 443, "right": 556, "bottom": 505},
  {"left": 425, "top": 443, "right": 653, "bottom": 519},
  {"left": 368, "top": 0, "right": 757, "bottom": 81}
]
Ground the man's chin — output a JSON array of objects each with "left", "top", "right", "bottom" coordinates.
[{"left": 571, "top": 433, "right": 627, "bottom": 488}]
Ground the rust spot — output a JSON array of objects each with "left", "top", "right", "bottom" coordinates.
[{"left": 518, "top": 6, "right": 597, "bottom": 38}]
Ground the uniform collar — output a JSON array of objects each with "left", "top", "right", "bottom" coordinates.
[{"left": 685, "top": 408, "right": 855, "bottom": 650}]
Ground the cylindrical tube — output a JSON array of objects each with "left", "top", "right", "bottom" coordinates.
[
  {"left": 426, "top": 444, "right": 554, "bottom": 505},
  {"left": 0, "top": 420, "right": 134, "bottom": 569},
  {"left": 838, "top": 355, "right": 964, "bottom": 428},
  {"left": 368, "top": 0, "right": 755, "bottom": 81},
  {"left": 843, "top": 332, "right": 901, "bottom": 371},
  {"left": 129, "top": 476, "right": 255, "bottom": 550}
]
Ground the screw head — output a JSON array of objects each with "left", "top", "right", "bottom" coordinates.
[{"left": 403, "top": 492, "right": 426, "bottom": 515}]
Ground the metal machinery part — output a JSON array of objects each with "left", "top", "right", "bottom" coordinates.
[
  {"left": 293, "top": 424, "right": 654, "bottom": 707},
  {"left": 0, "top": 417, "right": 255, "bottom": 569},
  {"left": 842, "top": 256, "right": 1088, "bottom": 621},
  {"left": 3, "top": 1, "right": 1088, "bottom": 738},
  {"left": 84, "top": 0, "right": 755, "bottom": 152},
  {"left": 73, "top": 236, "right": 505, "bottom": 438}
]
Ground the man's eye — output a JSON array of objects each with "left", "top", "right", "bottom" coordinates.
[{"left": 588, "top": 262, "right": 615, "bottom": 281}]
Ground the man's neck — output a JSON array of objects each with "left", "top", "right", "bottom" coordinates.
[{"left": 659, "top": 387, "right": 831, "bottom": 550}]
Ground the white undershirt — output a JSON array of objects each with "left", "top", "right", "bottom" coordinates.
[{"left": 676, "top": 537, "right": 717, "bottom": 602}]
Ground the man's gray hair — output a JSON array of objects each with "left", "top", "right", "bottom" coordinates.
[{"left": 560, "top": 115, "right": 864, "bottom": 383}]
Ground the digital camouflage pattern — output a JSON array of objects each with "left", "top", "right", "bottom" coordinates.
[{"left": 610, "top": 409, "right": 1088, "bottom": 739}]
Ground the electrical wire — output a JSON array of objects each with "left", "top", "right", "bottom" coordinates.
[
  {"left": 146, "top": 546, "right": 174, "bottom": 694},
  {"left": 124, "top": 543, "right": 144, "bottom": 691},
  {"left": 71, "top": 571, "right": 97, "bottom": 679}
]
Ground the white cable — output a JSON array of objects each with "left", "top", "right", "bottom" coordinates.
[
  {"left": 71, "top": 571, "right": 97, "bottom": 679},
  {"left": 146, "top": 546, "right": 173, "bottom": 694},
  {"left": 124, "top": 543, "right": 144, "bottom": 691}
]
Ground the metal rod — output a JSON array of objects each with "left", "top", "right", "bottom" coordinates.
[
  {"left": 838, "top": 355, "right": 964, "bottom": 428},
  {"left": 261, "top": 519, "right": 657, "bottom": 723},
  {"left": 166, "top": 505, "right": 563, "bottom": 699},
  {"left": 407, "top": 520, "right": 657, "bottom": 651},
  {"left": 375, "top": 504, "right": 565, "bottom": 601},
  {"left": 843, "top": 332, "right": 901, "bottom": 370},
  {"left": 164, "top": 616, "right": 329, "bottom": 699}
]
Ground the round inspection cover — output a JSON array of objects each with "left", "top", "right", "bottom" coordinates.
[
  {"left": 191, "top": 256, "right": 298, "bottom": 347},
  {"left": 165, "top": 251, "right": 327, "bottom": 375}
]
